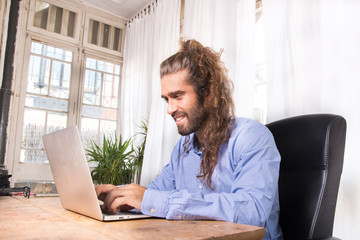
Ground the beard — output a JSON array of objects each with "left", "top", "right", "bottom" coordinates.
[{"left": 173, "top": 100, "right": 209, "bottom": 136}]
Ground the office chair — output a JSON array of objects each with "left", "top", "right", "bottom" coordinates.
[{"left": 266, "top": 114, "right": 346, "bottom": 240}]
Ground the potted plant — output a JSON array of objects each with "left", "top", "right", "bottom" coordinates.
[
  {"left": 86, "top": 134, "right": 134, "bottom": 185},
  {"left": 86, "top": 119, "right": 148, "bottom": 185}
]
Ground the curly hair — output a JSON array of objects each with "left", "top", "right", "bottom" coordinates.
[{"left": 160, "top": 39, "right": 235, "bottom": 189}]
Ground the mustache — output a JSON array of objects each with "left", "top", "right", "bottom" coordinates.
[{"left": 172, "top": 111, "right": 188, "bottom": 119}]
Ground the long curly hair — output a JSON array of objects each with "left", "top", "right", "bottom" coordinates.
[{"left": 160, "top": 39, "right": 235, "bottom": 189}]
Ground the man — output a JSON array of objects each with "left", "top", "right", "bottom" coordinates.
[{"left": 96, "top": 40, "right": 283, "bottom": 240}]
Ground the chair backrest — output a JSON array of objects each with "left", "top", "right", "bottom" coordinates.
[{"left": 266, "top": 114, "right": 346, "bottom": 240}]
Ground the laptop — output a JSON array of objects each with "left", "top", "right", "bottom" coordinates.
[{"left": 42, "top": 126, "right": 151, "bottom": 221}]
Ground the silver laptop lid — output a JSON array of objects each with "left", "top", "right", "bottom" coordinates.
[{"left": 43, "top": 126, "right": 103, "bottom": 220}]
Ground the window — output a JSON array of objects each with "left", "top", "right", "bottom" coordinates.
[
  {"left": 88, "top": 19, "right": 123, "bottom": 52},
  {"left": 81, "top": 57, "right": 120, "bottom": 149},
  {"left": 7, "top": 0, "right": 126, "bottom": 184},
  {"left": 21, "top": 42, "right": 71, "bottom": 163},
  {"left": 85, "top": 15, "right": 125, "bottom": 55},
  {"left": 33, "top": 0, "right": 76, "bottom": 37}
]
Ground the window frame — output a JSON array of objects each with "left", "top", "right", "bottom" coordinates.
[
  {"left": 6, "top": 0, "right": 126, "bottom": 185},
  {"left": 79, "top": 52, "right": 123, "bottom": 146},
  {"left": 83, "top": 12, "right": 126, "bottom": 57},
  {"left": 27, "top": 0, "right": 82, "bottom": 44}
]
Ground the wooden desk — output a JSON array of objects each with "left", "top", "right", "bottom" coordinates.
[{"left": 0, "top": 196, "right": 265, "bottom": 240}]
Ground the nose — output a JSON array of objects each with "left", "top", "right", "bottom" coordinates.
[{"left": 167, "top": 99, "right": 178, "bottom": 116}]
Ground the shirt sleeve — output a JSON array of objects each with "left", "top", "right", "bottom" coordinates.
[{"left": 141, "top": 122, "right": 281, "bottom": 228}]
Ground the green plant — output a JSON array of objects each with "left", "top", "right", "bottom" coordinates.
[
  {"left": 86, "top": 134, "right": 134, "bottom": 185},
  {"left": 131, "top": 119, "right": 148, "bottom": 184}
]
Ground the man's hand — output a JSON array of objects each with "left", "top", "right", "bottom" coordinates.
[{"left": 95, "top": 184, "right": 147, "bottom": 213}]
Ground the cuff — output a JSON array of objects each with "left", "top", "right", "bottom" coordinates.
[{"left": 141, "top": 188, "right": 169, "bottom": 218}]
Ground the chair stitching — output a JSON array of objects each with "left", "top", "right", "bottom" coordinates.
[
  {"left": 309, "top": 170, "right": 328, "bottom": 238},
  {"left": 308, "top": 116, "right": 339, "bottom": 238}
]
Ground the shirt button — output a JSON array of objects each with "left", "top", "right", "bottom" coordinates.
[{"left": 150, "top": 208, "right": 156, "bottom": 213}]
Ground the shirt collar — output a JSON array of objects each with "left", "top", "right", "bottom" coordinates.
[{"left": 186, "top": 133, "right": 203, "bottom": 156}]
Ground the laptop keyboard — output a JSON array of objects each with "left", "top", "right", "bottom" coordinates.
[{"left": 100, "top": 205, "right": 143, "bottom": 215}]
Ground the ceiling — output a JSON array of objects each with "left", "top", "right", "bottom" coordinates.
[{"left": 79, "top": 0, "right": 153, "bottom": 19}]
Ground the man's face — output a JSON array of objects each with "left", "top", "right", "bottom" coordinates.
[{"left": 161, "top": 69, "right": 208, "bottom": 136}]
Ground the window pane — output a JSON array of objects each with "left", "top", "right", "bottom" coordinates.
[
  {"left": 30, "top": 42, "right": 45, "bottom": 55},
  {"left": 80, "top": 118, "right": 116, "bottom": 153},
  {"left": 115, "top": 65, "right": 120, "bottom": 75},
  {"left": 22, "top": 108, "right": 46, "bottom": 149},
  {"left": 33, "top": 0, "right": 76, "bottom": 38},
  {"left": 46, "top": 46, "right": 70, "bottom": 61},
  {"left": 31, "top": 42, "right": 72, "bottom": 62},
  {"left": 83, "top": 70, "right": 101, "bottom": 105},
  {"left": 102, "top": 74, "right": 118, "bottom": 108},
  {"left": 112, "top": 28, "right": 122, "bottom": 51},
  {"left": 85, "top": 58, "right": 118, "bottom": 77},
  {"left": 67, "top": 11, "right": 75, "bottom": 37},
  {"left": 47, "top": 112, "right": 67, "bottom": 134},
  {"left": 50, "top": 60, "right": 71, "bottom": 99},
  {"left": 100, "top": 120, "right": 116, "bottom": 141},
  {"left": 83, "top": 58, "right": 120, "bottom": 111},
  {"left": 25, "top": 95, "right": 68, "bottom": 112},
  {"left": 54, "top": 6, "right": 63, "bottom": 34},
  {"left": 20, "top": 149, "right": 48, "bottom": 164},
  {"left": 81, "top": 117, "right": 99, "bottom": 148},
  {"left": 87, "top": 18, "right": 123, "bottom": 52},
  {"left": 48, "top": 5, "right": 57, "bottom": 33},
  {"left": 86, "top": 58, "right": 105, "bottom": 72},
  {"left": 101, "top": 23, "right": 110, "bottom": 48},
  {"left": 89, "top": 19, "right": 99, "bottom": 45},
  {"left": 27, "top": 55, "right": 50, "bottom": 95},
  {"left": 34, "top": 0, "right": 49, "bottom": 30},
  {"left": 104, "top": 62, "right": 115, "bottom": 74},
  {"left": 82, "top": 105, "right": 117, "bottom": 121}
]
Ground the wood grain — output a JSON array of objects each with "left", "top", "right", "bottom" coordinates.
[{"left": 0, "top": 196, "right": 265, "bottom": 240}]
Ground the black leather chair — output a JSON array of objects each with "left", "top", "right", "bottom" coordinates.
[{"left": 266, "top": 114, "right": 346, "bottom": 240}]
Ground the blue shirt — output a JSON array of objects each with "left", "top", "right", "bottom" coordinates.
[{"left": 141, "top": 118, "right": 283, "bottom": 240}]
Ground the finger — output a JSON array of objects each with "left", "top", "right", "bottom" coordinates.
[
  {"left": 95, "top": 185, "right": 106, "bottom": 201},
  {"left": 109, "top": 196, "right": 127, "bottom": 213},
  {"left": 109, "top": 195, "right": 135, "bottom": 212},
  {"left": 95, "top": 184, "right": 116, "bottom": 201},
  {"left": 119, "top": 204, "right": 134, "bottom": 212},
  {"left": 103, "top": 188, "right": 127, "bottom": 213},
  {"left": 117, "top": 184, "right": 146, "bottom": 210}
]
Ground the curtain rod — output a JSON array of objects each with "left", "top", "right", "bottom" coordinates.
[{"left": 126, "top": 0, "right": 158, "bottom": 26}]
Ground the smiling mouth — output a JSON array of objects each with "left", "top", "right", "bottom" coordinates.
[
  {"left": 172, "top": 113, "right": 186, "bottom": 124},
  {"left": 175, "top": 116, "right": 185, "bottom": 124}
]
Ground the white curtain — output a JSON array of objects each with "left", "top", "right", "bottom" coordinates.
[
  {"left": 182, "top": 0, "right": 256, "bottom": 118},
  {"left": 138, "top": 0, "right": 181, "bottom": 186},
  {"left": 263, "top": 0, "right": 360, "bottom": 238},
  {"left": 121, "top": 7, "right": 155, "bottom": 140}
]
